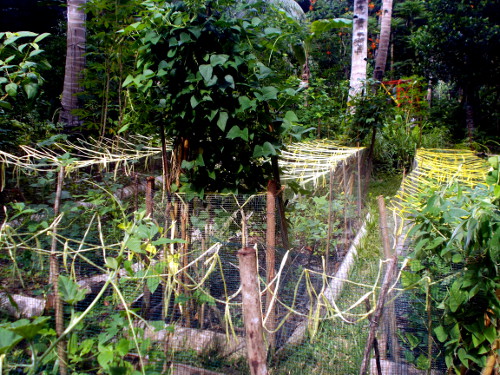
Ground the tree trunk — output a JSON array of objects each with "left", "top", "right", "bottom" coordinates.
[
  {"left": 59, "top": 0, "right": 87, "bottom": 131},
  {"left": 348, "top": 0, "right": 369, "bottom": 103},
  {"left": 373, "top": 0, "right": 394, "bottom": 81}
]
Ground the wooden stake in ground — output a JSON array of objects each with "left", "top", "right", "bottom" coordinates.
[
  {"left": 325, "top": 168, "right": 334, "bottom": 273},
  {"left": 265, "top": 180, "right": 277, "bottom": 349},
  {"left": 377, "top": 196, "right": 399, "bottom": 360},
  {"left": 50, "top": 166, "right": 67, "bottom": 375},
  {"left": 238, "top": 247, "right": 268, "bottom": 375},
  {"left": 359, "top": 198, "right": 399, "bottom": 375},
  {"left": 357, "top": 147, "right": 362, "bottom": 219}
]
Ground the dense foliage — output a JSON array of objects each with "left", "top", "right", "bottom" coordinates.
[
  {"left": 402, "top": 157, "right": 500, "bottom": 373},
  {"left": 120, "top": 0, "right": 307, "bottom": 194}
]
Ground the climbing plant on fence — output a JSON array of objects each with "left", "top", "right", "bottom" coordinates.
[{"left": 401, "top": 155, "right": 500, "bottom": 373}]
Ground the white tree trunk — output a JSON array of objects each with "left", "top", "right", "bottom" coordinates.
[
  {"left": 374, "top": 0, "right": 394, "bottom": 81},
  {"left": 60, "top": 0, "right": 87, "bottom": 129},
  {"left": 348, "top": 0, "right": 369, "bottom": 103}
]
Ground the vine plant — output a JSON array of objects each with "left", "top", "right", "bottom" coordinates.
[{"left": 402, "top": 156, "right": 500, "bottom": 373}]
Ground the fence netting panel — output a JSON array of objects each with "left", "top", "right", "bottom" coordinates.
[{"left": 0, "top": 138, "right": 396, "bottom": 375}]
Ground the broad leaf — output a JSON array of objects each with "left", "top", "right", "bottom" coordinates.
[
  {"left": 199, "top": 64, "right": 213, "bottom": 82},
  {"left": 59, "top": 275, "right": 87, "bottom": 305}
]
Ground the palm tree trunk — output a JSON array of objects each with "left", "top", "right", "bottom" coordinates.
[
  {"left": 348, "top": 0, "right": 369, "bottom": 103},
  {"left": 60, "top": 0, "right": 87, "bottom": 131},
  {"left": 373, "top": 0, "right": 394, "bottom": 81}
]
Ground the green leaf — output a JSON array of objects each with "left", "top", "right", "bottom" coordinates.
[
  {"left": 15, "top": 31, "right": 38, "bottom": 38},
  {"left": 29, "top": 49, "right": 45, "bottom": 58},
  {"left": 427, "top": 236, "right": 445, "bottom": 250},
  {"left": 126, "top": 237, "right": 144, "bottom": 253},
  {"left": 0, "top": 100, "right": 12, "bottom": 110},
  {"left": 457, "top": 348, "right": 468, "bottom": 368},
  {"left": 9, "top": 317, "right": 50, "bottom": 340},
  {"left": 105, "top": 257, "right": 119, "bottom": 270},
  {"left": 310, "top": 18, "right": 352, "bottom": 36},
  {"left": 115, "top": 338, "right": 129, "bottom": 357},
  {"left": 179, "top": 32, "right": 191, "bottom": 44},
  {"left": 488, "top": 156, "right": 499, "bottom": 169},
  {"left": 471, "top": 332, "right": 485, "bottom": 347},
  {"left": 434, "top": 325, "right": 448, "bottom": 342},
  {"left": 190, "top": 95, "right": 199, "bottom": 108},
  {"left": 416, "top": 354, "right": 430, "bottom": 370},
  {"left": 5, "top": 82, "right": 18, "bottom": 97},
  {"left": 414, "top": 238, "right": 429, "bottom": 253},
  {"left": 24, "top": 83, "right": 38, "bottom": 99},
  {"left": 404, "top": 333, "right": 420, "bottom": 349},
  {"left": 284, "top": 111, "right": 299, "bottom": 123},
  {"left": 117, "top": 124, "right": 130, "bottom": 134},
  {"left": 226, "top": 125, "right": 249, "bottom": 141},
  {"left": 152, "top": 238, "right": 187, "bottom": 245},
  {"left": 0, "top": 328, "right": 22, "bottom": 354},
  {"left": 484, "top": 326, "right": 496, "bottom": 343},
  {"left": 210, "top": 54, "right": 229, "bottom": 66},
  {"left": 264, "top": 27, "right": 281, "bottom": 35},
  {"left": 97, "top": 345, "right": 114, "bottom": 368},
  {"left": 147, "top": 276, "right": 160, "bottom": 294},
  {"left": 217, "top": 111, "right": 228, "bottom": 131},
  {"left": 253, "top": 142, "right": 276, "bottom": 158},
  {"left": 58, "top": 275, "right": 86, "bottom": 305},
  {"left": 34, "top": 32, "right": 50, "bottom": 43},
  {"left": 199, "top": 64, "right": 213, "bottom": 82},
  {"left": 122, "top": 75, "right": 134, "bottom": 87},
  {"left": 224, "top": 74, "right": 235, "bottom": 89},
  {"left": 238, "top": 96, "right": 255, "bottom": 112},
  {"left": 260, "top": 86, "right": 278, "bottom": 100}
]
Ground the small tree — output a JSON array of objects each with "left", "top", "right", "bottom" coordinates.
[{"left": 121, "top": 1, "right": 306, "bottom": 194}]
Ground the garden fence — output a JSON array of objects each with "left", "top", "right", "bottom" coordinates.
[{"left": 2, "top": 139, "right": 489, "bottom": 374}]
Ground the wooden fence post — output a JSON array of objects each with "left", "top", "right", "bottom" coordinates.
[
  {"left": 377, "top": 196, "right": 399, "bottom": 360},
  {"left": 357, "top": 147, "right": 362, "bottom": 219},
  {"left": 238, "top": 247, "right": 268, "bottom": 375},
  {"left": 325, "top": 168, "right": 334, "bottom": 273},
  {"left": 50, "top": 166, "right": 67, "bottom": 375},
  {"left": 359, "top": 197, "right": 399, "bottom": 375},
  {"left": 265, "top": 181, "right": 277, "bottom": 349}
]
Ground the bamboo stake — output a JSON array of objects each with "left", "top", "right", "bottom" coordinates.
[
  {"left": 265, "top": 180, "right": 277, "bottom": 349},
  {"left": 50, "top": 166, "right": 67, "bottom": 375},
  {"left": 238, "top": 247, "right": 268, "bottom": 375}
]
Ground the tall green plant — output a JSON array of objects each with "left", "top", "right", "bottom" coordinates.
[{"left": 120, "top": 0, "right": 307, "bottom": 194}]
